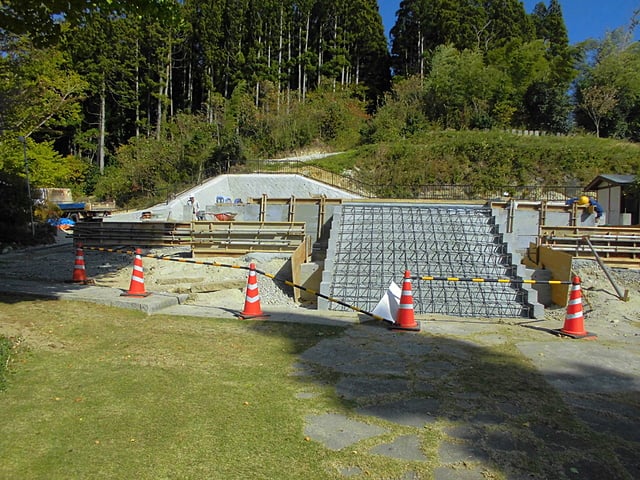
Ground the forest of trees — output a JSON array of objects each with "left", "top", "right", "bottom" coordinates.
[{"left": 1, "top": 0, "right": 640, "bottom": 223}]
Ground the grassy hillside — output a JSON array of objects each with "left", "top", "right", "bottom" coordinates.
[{"left": 310, "top": 130, "right": 640, "bottom": 196}]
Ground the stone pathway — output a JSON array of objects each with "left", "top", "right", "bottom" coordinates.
[{"left": 295, "top": 321, "right": 640, "bottom": 480}]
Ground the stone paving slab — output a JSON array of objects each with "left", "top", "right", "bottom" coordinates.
[
  {"left": 516, "top": 341, "right": 640, "bottom": 393},
  {"left": 438, "top": 439, "right": 490, "bottom": 465},
  {"left": 432, "top": 466, "right": 489, "bottom": 480},
  {"left": 369, "top": 434, "right": 428, "bottom": 462},
  {"left": 297, "top": 320, "right": 639, "bottom": 479},
  {"left": 357, "top": 398, "right": 441, "bottom": 428},
  {"left": 303, "top": 413, "right": 388, "bottom": 451}
]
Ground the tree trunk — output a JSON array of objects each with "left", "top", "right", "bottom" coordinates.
[
  {"left": 303, "top": 13, "right": 310, "bottom": 101},
  {"left": 135, "top": 37, "right": 140, "bottom": 138},
  {"left": 297, "top": 23, "right": 302, "bottom": 101},
  {"left": 317, "top": 23, "right": 323, "bottom": 87},
  {"left": 98, "top": 81, "right": 106, "bottom": 175},
  {"left": 155, "top": 69, "right": 163, "bottom": 140},
  {"left": 419, "top": 27, "right": 424, "bottom": 82},
  {"left": 277, "top": 5, "right": 283, "bottom": 114},
  {"left": 157, "top": 41, "right": 172, "bottom": 139},
  {"left": 255, "top": 34, "right": 261, "bottom": 108}
]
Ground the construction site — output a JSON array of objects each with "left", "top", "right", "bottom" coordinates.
[
  {"left": 1, "top": 171, "right": 640, "bottom": 480},
  {"left": 62, "top": 171, "right": 640, "bottom": 321}
]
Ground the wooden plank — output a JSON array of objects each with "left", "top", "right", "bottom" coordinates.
[
  {"left": 540, "top": 226, "right": 640, "bottom": 237},
  {"left": 190, "top": 220, "right": 307, "bottom": 258},
  {"left": 73, "top": 221, "right": 192, "bottom": 247}
]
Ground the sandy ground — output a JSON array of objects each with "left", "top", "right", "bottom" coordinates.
[
  {"left": 0, "top": 233, "right": 298, "bottom": 309},
  {"left": 1, "top": 232, "right": 639, "bottom": 326},
  {"left": 538, "top": 259, "right": 640, "bottom": 335}
]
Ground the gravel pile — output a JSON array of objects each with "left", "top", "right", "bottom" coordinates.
[
  {"left": 0, "top": 240, "right": 301, "bottom": 308},
  {"left": 141, "top": 247, "right": 298, "bottom": 307}
]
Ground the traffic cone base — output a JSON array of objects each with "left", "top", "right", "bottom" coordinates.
[
  {"left": 390, "top": 270, "right": 420, "bottom": 332},
  {"left": 554, "top": 329, "right": 597, "bottom": 340},
  {"left": 237, "top": 263, "right": 269, "bottom": 320},
  {"left": 389, "top": 323, "right": 421, "bottom": 332},
  {"left": 121, "top": 289, "right": 151, "bottom": 297},
  {"left": 237, "top": 312, "right": 270, "bottom": 320},
  {"left": 121, "top": 249, "right": 151, "bottom": 297},
  {"left": 555, "top": 276, "right": 595, "bottom": 340}
]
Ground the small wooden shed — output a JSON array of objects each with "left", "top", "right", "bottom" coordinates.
[{"left": 584, "top": 174, "right": 638, "bottom": 226}]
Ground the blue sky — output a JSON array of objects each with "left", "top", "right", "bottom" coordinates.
[{"left": 378, "top": 0, "right": 640, "bottom": 45}]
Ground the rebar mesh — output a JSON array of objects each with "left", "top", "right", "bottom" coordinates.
[{"left": 324, "top": 203, "right": 534, "bottom": 318}]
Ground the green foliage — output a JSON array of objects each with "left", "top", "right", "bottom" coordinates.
[
  {"left": 306, "top": 89, "right": 367, "bottom": 149},
  {"left": 362, "top": 76, "right": 430, "bottom": 143},
  {"left": 487, "top": 39, "right": 550, "bottom": 99},
  {"left": 0, "top": 0, "right": 176, "bottom": 45},
  {"left": 92, "top": 89, "right": 369, "bottom": 208},
  {"left": 523, "top": 81, "right": 572, "bottom": 133},
  {"left": 92, "top": 135, "right": 170, "bottom": 205},
  {"left": 0, "top": 39, "right": 87, "bottom": 140},
  {"left": 0, "top": 170, "right": 56, "bottom": 246},
  {"left": 307, "top": 150, "right": 361, "bottom": 174},
  {"left": 0, "top": 137, "right": 87, "bottom": 191},
  {"left": 348, "top": 131, "right": 640, "bottom": 197},
  {"left": 424, "top": 45, "right": 511, "bottom": 129},
  {"left": 93, "top": 112, "right": 241, "bottom": 206},
  {"left": 574, "top": 31, "right": 640, "bottom": 139},
  {"left": 391, "top": 0, "right": 534, "bottom": 76},
  {"left": 1, "top": 0, "right": 639, "bottom": 224}
]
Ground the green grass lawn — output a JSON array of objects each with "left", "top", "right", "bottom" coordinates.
[
  {"left": 3, "top": 295, "right": 631, "bottom": 480},
  {"left": 0, "top": 295, "right": 365, "bottom": 480}
]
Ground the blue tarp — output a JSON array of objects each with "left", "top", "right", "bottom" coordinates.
[
  {"left": 47, "top": 217, "right": 75, "bottom": 227},
  {"left": 57, "top": 202, "right": 86, "bottom": 211}
]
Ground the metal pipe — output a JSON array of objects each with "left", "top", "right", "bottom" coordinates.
[{"left": 582, "top": 236, "right": 629, "bottom": 301}]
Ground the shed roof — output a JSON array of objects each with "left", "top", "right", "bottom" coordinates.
[{"left": 585, "top": 174, "right": 637, "bottom": 191}]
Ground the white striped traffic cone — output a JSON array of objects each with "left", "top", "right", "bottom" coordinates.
[
  {"left": 390, "top": 270, "right": 420, "bottom": 332},
  {"left": 237, "top": 263, "right": 269, "bottom": 319},
  {"left": 67, "top": 242, "right": 94, "bottom": 285},
  {"left": 121, "top": 248, "right": 150, "bottom": 297},
  {"left": 557, "top": 276, "right": 596, "bottom": 339}
]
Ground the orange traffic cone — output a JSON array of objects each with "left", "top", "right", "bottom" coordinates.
[
  {"left": 556, "top": 276, "right": 596, "bottom": 339},
  {"left": 237, "top": 263, "right": 269, "bottom": 319},
  {"left": 67, "top": 242, "right": 94, "bottom": 284},
  {"left": 390, "top": 270, "right": 420, "bottom": 332},
  {"left": 121, "top": 248, "right": 151, "bottom": 297}
]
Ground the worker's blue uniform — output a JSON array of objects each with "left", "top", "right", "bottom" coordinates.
[{"left": 566, "top": 197, "right": 604, "bottom": 219}]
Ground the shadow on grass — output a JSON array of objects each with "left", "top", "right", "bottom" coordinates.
[{"left": 247, "top": 314, "right": 640, "bottom": 480}]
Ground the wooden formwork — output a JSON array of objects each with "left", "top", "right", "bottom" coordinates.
[
  {"left": 73, "top": 221, "right": 191, "bottom": 247},
  {"left": 538, "top": 226, "right": 640, "bottom": 268},
  {"left": 73, "top": 220, "right": 312, "bottom": 260},
  {"left": 190, "top": 221, "right": 309, "bottom": 258}
]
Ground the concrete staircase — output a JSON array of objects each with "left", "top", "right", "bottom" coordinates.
[{"left": 319, "top": 203, "right": 544, "bottom": 318}]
